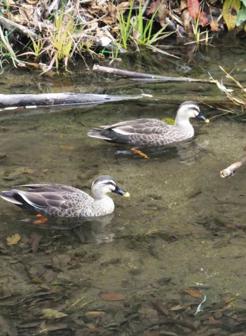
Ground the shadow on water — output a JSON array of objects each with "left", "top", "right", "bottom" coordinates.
[{"left": 0, "top": 41, "right": 246, "bottom": 335}]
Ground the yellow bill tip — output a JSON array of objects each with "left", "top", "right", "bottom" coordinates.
[
  {"left": 123, "top": 192, "right": 130, "bottom": 198},
  {"left": 205, "top": 118, "right": 210, "bottom": 124}
]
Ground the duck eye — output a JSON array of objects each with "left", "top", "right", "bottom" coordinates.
[{"left": 105, "top": 182, "right": 116, "bottom": 190}]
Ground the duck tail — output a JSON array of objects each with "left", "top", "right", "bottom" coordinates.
[
  {"left": 87, "top": 128, "right": 111, "bottom": 141},
  {"left": 0, "top": 190, "right": 24, "bottom": 206}
]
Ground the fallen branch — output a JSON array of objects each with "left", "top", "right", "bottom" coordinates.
[
  {"left": 93, "top": 64, "right": 214, "bottom": 83},
  {"left": 209, "top": 67, "right": 246, "bottom": 108},
  {"left": 220, "top": 156, "right": 246, "bottom": 178},
  {"left": 0, "top": 92, "right": 145, "bottom": 109}
]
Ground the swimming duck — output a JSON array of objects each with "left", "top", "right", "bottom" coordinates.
[
  {"left": 0, "top": 176, "right": 129, "bottom": 220},
  {"left": 87, "top": 101, "right": 209, "bottom": 149}
]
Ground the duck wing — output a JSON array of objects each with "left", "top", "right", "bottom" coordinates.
[
  {"left": 88, "top": 118, "right": 170, "bottom": 143},
  {"left": 103, "top": 118, "right": 169, "bottom": 134},
  {"left": 20, "top": 183, "right": 81, "bottom": 193},
  {"left": 0, "top": 184, "right": 93, "bottom": 216}
]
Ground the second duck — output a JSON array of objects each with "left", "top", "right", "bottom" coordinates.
[{"left": 88, "top": 101, "right": 209, "bottom": 148}]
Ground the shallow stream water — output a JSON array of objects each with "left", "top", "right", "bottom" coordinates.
[{"left": 0, "top": 37, "right": 246, "bottom": 335}]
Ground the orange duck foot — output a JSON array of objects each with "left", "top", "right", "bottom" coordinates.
[
  {"left": 33, "top": 213, "right": 48, "bottom": 225},
  {"left": 130, "top": 147, "right": 149, "bottom": 159}
]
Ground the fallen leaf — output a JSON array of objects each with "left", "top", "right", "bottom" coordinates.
[
  {"left": 187, "top": 0, "right": 200, "bottom": 18},
  {"left": 42, "top": 308, "right": 67, "bottom": 319},
  {"left": 222, "top": 0, "right": 241, "bottom": 30},
  {"left": 100, "top": 292, "right": 125, "bottom": 301},
  {"left": 85, "top": 311, "right": 105, "bottom": 318},
  {"left": 187, "top": 0, "right": 209, "bottom": 26},
  {"left": 184, "top": 288, "right": 203, "bottom": 298},
  {"left": 170, "top": 304, "right": 184, "bottom": 311},
  {"left": 6, "top": 233, "right": 21, "bottom": 246}
]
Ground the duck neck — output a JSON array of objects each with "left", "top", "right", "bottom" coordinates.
[
  {"left": 175, "top": 116, "right": 194, "bottom": 136},
  {"left": 92, "top": 195, "right": 115, "bottom": 216}
]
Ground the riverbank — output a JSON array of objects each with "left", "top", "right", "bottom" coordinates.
[{"left": 0, "top": 0, "right": 245, "bottom": 73}]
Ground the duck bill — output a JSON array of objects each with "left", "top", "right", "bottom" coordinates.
[
  {"left": 196, "top": 112, "right": 209, "bottom": 123},
  {"left": 113, "top": 186, "right": 130, "bottom": 197}
]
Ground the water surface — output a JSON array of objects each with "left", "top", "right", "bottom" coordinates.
[{"left": 0, "top": 38, "right": 246, "bottom": 335}]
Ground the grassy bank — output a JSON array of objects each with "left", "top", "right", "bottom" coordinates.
[{"left": 0, "top": 0, "right": 246, "bottom": 73}]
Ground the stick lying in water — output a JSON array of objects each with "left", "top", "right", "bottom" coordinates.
[
  {"left": 220, "top": 156, "right": 246, "bottom": 178},
  {"left": 0, "top": 92, "right": 151, "bottom": 120},
  {"left": 93, "top": 64, "right": 214, "bottom": 84},
  {"left": 0, "top": 92, "right": 145, "bottom": 109}
]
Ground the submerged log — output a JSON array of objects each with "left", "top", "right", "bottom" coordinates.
[
  {"left": 93, "top": 64, "right": 214, "bottom": 84},
  {"left": 220, "top": 156, "right": 246, "bottom": 178},
  {"left": 0, "top": 92, "right": 144, "bottom": 109}
]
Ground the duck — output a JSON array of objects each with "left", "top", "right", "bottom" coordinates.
[
  {"left": 87, "top": 101, "right": 209, "bottom": 149},
  {"left": 0, "top": 176, "right": 130, "bottom": 222}
]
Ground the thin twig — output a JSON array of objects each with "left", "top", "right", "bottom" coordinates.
[
  {"left": 147, "top": 45, "right": 180, "bottom": 59},
  {"left": 0, "top": 16, "right": 38, "bottom": 39},
  {"left": 0, "top": 26, "right": 25, "bottom": 67}
]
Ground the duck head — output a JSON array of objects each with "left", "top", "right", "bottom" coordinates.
[
  {"left": 176, "top": 101, "right": 209, "bottom": 123},
  {"left": 92, "top": 175, "right": 130, "bottom": 199}
]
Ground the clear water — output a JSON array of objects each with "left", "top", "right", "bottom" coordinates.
[{"left": 0, "top": 38, "right": 246, "bottom": 335}]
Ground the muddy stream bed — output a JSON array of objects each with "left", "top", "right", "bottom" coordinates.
[{"left": 0, "top": 38, "right": 246, "bottom": 335}]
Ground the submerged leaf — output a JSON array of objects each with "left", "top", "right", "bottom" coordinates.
[
  {"left": 42, "top": 308, "right": 67, "bottom": 319},
  {"left": 6, "top": 233, "right": 21, "bottom": 246},
  {"left": 85, "top": 311, "right": 106, "bottom": 318},
  {"left": 100, "top": 292, "right": 125, "bottom": 301},
  {"left": 184, "top": 288, "right": 203, "bottom": 298}
]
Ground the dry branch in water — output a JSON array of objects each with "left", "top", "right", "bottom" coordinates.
[
  {"left": 211, "top": 67, "right": 246, "bottom": 109},
  {"left": 0, "top": 93, "right": 144, "bottom": 109},
  {"left": 93, "top": 64, "right": 213, "bottom": 83}
]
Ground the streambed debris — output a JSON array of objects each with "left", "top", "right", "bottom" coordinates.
[
  {"left": 93, "top": 64, "right": 213, "bottom": 83},
  {"left": 194, "top": 295, "right": 207, "bottom": 315},
  {"left": 0, "top": 92, "right": 145, "bottom": 109},
  {"left": 6, "top": 233, "right": 21, "bottom": 246},
  {"left": 210, "top": 66, "right": 246, "bottom": 110},
  {"left": 220, "top": 156, "right": 246, "bottom": 178},
  {"left": 0, "top": 0, "right": 232, "bottom": 71}
]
